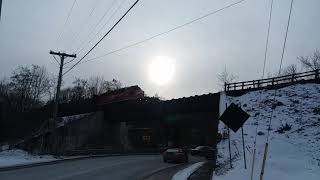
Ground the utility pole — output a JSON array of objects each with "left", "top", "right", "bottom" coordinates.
[
  {"left": 0, "top": 0, "right": 2, "bottom": 21},
  {"left": 49, "top": 50, "right": 76, "bottom": 128}
]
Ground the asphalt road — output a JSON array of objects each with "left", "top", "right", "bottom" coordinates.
[{"left": 0, "top": 155, "right": 202, "bottom": 180}]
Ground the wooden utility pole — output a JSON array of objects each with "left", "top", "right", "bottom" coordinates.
[
  {"left": 0, "top": 0, "right": 2, "bottom": 21},
  {"left": 259, "top": 142, "right": 269, "bottom": 180},
  {"left": 226, "top": 103, "right": 232, "bottom": 168},
  {"left": 49, "top": 50, "right": 76, "bottom": 128}
]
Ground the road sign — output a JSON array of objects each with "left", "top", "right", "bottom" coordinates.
[{"left": 219, "top": 103, "right": 250, "bottom": 132}]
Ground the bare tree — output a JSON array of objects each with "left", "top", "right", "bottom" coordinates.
[
  {"left": 60, "top": 77, "right": 123, "bottom": 102},
  {"left": 153, "top": 93, "right": 165, "bottom": 100},
  {"left": 71, "top": 78, "right": 88, "bottom": 101},
  {"left": 6, "top": 65, "right": 52, "bottom": 111},
  {"left": 0, "top": 77, "right": 10, "bottom": 96},
  {"left": 282, "top": 64, "right": 298, "bottom": 76},
  {"left": 87, "top": 76, "right": 106, "bottom": 97},
  {"left": 298, "top": 50, "right": 320, "bottom": 71},
  {"left": 217, "top": 67, "right": 237, "bottom": 90},
  {"left": 87, "top": 77, "right": 122, "bottom": 98},
  {"left": 266, "top": 71, "right": 278, "bottom": 79}
]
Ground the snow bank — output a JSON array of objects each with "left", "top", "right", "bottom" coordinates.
[
  {"left": 172, "top": 162, "right": 205, "bottom": 180},
  {"left": 57, "top": 113, "right": 92, "bottom": 127},
  {"left": 214, "top": 83, "right": 320, "bottom": 180},
  {"left": 0, "top": 148, "right": 56, "bottom": 168}
]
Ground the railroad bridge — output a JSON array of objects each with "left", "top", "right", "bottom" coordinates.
[{"left": 18, "top": 86, "right": 220, "bottom": 155}]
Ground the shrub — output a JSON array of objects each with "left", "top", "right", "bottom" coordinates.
[
  {"left": 313, "top": 106, "right": 320, "bottom": 115},
  {"left": 276, "top": 123, "right": 292, "bottom": 134},
  {"left": 263, "top": 99, "right": 284, "bottom": 109},
  {"left": 272, "top": 101, "right": 284, "bottom": 109},
  {"left": 292, "top": 100, "right": 299, "bottom": 104}
]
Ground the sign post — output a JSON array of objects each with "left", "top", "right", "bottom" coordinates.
[
  {"left": 226, "top": 103, "right": 232, "bottom": 168},
  {"left": 219, "top": 103, "right": 250, "bottom": 169},
  {"left": 241, "top": 126, "right": 247, "bottom": 169}
]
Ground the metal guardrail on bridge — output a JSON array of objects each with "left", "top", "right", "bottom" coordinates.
[{"left": 225, "top": 69, "right": 319, "bottom": 91}]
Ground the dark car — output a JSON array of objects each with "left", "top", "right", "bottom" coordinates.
[
  {"left": 162, "top": 148, "right": 188, "bottom": 163},
  {"left": 190, "top": 146, "right": 215, "bottom": 157}
]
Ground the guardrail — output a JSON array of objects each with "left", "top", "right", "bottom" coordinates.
[{"left": 225, "top": 69, "right": 319, "bottom": 91}]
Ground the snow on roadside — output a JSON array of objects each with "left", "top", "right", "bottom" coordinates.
[
  {"left": 172, "top": 162, "right": 205, "bottom": 180},
  {"left": 0, "top": 148, "right": 56, "bottom": 168},
  {"left": 57, "top": 113, "right": 92, "bottom": 127},
  {"left": 214, "top": 83, "right": 320, "bottom": 180}
]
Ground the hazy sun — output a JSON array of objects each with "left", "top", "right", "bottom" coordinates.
[{"left": 148, "top": 56, "right": 175, "bottom": 86}]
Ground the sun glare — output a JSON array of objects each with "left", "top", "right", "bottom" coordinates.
[{"left": 148, "top": 56, "right": 175, "bottom": 86}]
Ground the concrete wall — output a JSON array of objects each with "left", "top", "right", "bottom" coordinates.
[{"left": 20, "top": 111, "right": 134, "bottom": 155}]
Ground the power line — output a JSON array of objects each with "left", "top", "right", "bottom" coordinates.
[
  {"left": 66, "top": 0, "right": 103, "bottom": 52},
  {"left": 250, "top": 0, "right": 274, "bottom": 179},
  {"left": 75, "top": 0, "right": 128, "bottom": 55},
  {"left": 277, "top": 0, "right": 294, "bottom": 78},
  {"left": 72, "top": 0, "right": 119, "bottom": 53},
  {"left": 89, "top": 0, "right": 101, "bottom": 16},
  {"left": 79, "top": 0, "right": 247, "bottom": 64},
  {"left": 267, "top": 0, "right": 294, "bottom": 141},
  {"left": 64, "top": 58, "right": 76, "bottom": 65},
  {"left": 51, "top": 55, "right": 60, "bottom": 65},
  {"left": 63, "top": 0, "right": 141, "bottom": 76},
  {"left": 262, "top": 0, "right": 274, "bottom": 80},
  {"left": 55, "top": 0, "right": 77, "bottom": 46},
  {"left": 259, "top": 1, "right": 294, "bottom": 179}
]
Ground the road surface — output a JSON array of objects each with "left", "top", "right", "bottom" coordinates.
[{"left": 0, "top": 155, "right": 202, "bottom": 180}]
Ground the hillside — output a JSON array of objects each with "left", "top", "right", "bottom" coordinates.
[{"left": 215, "top": 83, "right": 320, "bottom": 180}]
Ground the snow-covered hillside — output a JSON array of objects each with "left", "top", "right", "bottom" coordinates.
[{"left": 215, "top": 83, "right": 320, "bottom": 180}]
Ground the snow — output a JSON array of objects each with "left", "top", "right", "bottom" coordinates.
[
  {"left": 57, "top": 113, "right": 92, "bottom": 127},
  {"left": 0, "top": 148, "right": 56, "bottom": 168},
  {"left": 214, "top": 83, "right": 320, "bottom": 180},
  {"left": 172, "top": 162, "right": 205, "bottom": 180}
]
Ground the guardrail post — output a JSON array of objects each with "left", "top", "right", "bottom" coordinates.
[
  {"left": 234, "top": 83, "right": 236, "bottom": 90},
  {"left": 315, "top": 69, "right": 319, "bottom": 79},
  {"left": 291, "top": 74, "right": 295, "bottom": 82},
  {"left": 257, "top": 80, "right": 260, "bottom": 88},
  {"left": 224, "top": 82, "right": 227, "bottom": 91},
  {"left": 242, "top": 82, "right": 244, "bottom": 90},
  {"left": 252, "top": 80, "right": 255, "bottom": 88},
  {"left": 272, "top": 78, "right": 274, "bottom": 86}
]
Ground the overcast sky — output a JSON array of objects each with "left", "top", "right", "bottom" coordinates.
[{"left": 1, "top": 0, "right": 320, "bottom": 99}]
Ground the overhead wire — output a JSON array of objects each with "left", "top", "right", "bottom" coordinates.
[
  {"left": 250, "top": 0, "right": 274, "bottom": 179},
  {"left": 258, "top": 1, "right": 294, "bottom": 180},
  {"left": 72, "top": 0, "right": 120, "bottom": 53},
  {"left": 267, "top": 0, "right": 294, "bottom": 142},
  {"left": 66, "top": 0, "right": 103, "bottom": 52},
  {"left": 55, "top": 0, "right": 77, "bottom": 47},
  {"left": 88, "top": 0, "right": 101, "bottom": 16},
  {"left": 64, "top": 58, "right": 76, "bottom": 65},
  {"left": 51, "top": 55, "right": 60, "bottom": 65},
  {"left": 75, "top": 0, "right": 128, "bottom": 55},
  {"left": 63, "top": 0, "right": 141, "bottom": 76},
  {"left": 77, "top": 0, "right": 247, "bottom": 65}
]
